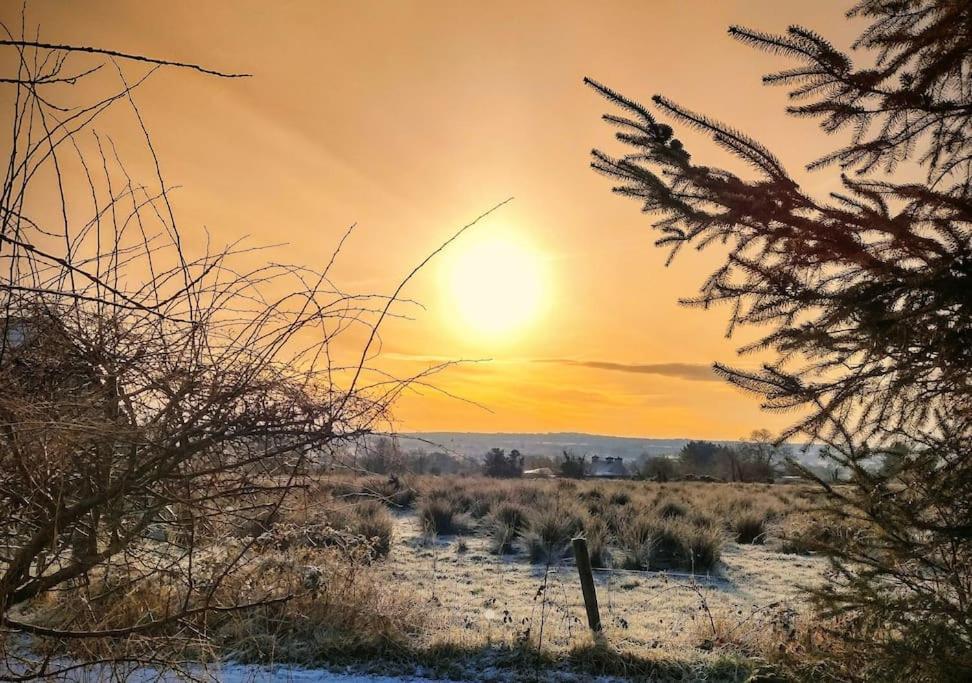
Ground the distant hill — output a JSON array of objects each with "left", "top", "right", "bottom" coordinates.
[{"left": 399, "top": 431, "right": 826, "bottom": 468}]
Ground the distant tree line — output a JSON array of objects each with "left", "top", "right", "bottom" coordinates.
[
  {"left": 347, "top": 439, "right": 540, "bottom": 478},
  {"left": 334, "top": 437, "right": 478, "bottom": 476},
  {"left": 352, "top": 432, "right": 794, "bottom": 483},
  {"left": 645, "top": 429, "right": 791, "bottom": 482},
  {"left": 559, "top": 451, "right": 587, "bottom": 478},
  {"left": 640, "top": 431, "right": 791, "bottom": 482},
  {"left": 483, "top": 448, "right": 524, "bottom": 478}
]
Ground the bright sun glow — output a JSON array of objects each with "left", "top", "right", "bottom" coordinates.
[{"left": 442, "top": 233, "right": 548, "bottom": 341}]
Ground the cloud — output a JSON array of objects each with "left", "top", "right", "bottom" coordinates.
[
  {"left": 380, "top": 352, "right": 719, "bottom": 382},
  {"left": 538, "top": 359, "right": 719, "bottom": 382}
]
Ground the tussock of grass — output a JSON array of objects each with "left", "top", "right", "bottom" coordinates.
[
  {"left": 617, "top": 513, "right": 723, "bottom": 572},
  {"left": 492, "top": 501, "right": 528, "bottom": 532},
  {"left": 657, "top": 499, "right": 689, "bottom": 519},
  {"left": 256, "top": 501, "right": 393, "bottom": 559},
  {"left": 617, "top": 512, "right": 656, "bottom": 570},
  {"left": 31, "top": 545, "right": 423, "bottom": 668},
  {"left": 223, "top": 552, "right": 424, "bottom": 666},
  {"left": 330, "top": 474, "right": 417, "bottom": 509},
  {"left": 690, "top": 511, "right": 719, "bottom": 529},
  {"left": 652, "top": 519, "right": 723, "bottom": 572},
  {"left": 733, "top": 510, "right": 769, "bottom": 544},
  {"left": 468, "top": 497, "right": 492, "bottom": 518},
  {"left": 342, "top": 500, "right": 394, "bottom": 556},
  {"left": 582, "top": 515, "right": 611, "bottom": 568},
  {"left": 609, "top": 490, "right": 631, "bottom": 506},
  {"left": 777, "top": 510, "right": 862, "bottom": 555},
  {"left": 488, "top": 521, "right": 518, "bottom": 554},
  {"left": 418, "top": 497, "right": 468, "bottom": 536},
  {"left": 486, "top": 501, "right": 529, "bottom": 554},
  {"left": 567, "top": 638, "right": 752, "bottom": 681},
  {"left": 523, "top": 507, "right": 583, "bottom": 564},
  {"left": 683, "top": 524, "right": 723, "bottom": 572},
  {"left": 581, "top": 487, "right": 604, "bottom": 501}
]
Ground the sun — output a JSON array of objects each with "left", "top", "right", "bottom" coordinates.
[{"left": 441, "top": 233, "right": 548, "bottom": 341}]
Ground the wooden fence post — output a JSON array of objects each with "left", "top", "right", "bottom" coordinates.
[{"left": 572, "top": 537, "right": 601, "bottom": 632}]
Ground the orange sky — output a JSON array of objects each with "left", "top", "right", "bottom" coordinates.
[{"left": 3, "top": 1, "right": 862, "bottom": 439}]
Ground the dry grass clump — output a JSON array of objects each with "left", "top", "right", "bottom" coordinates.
[
  {"left": 690, "top": 511, "right": 719, "bottom": 530},
  {"left": 776, "top": 510, "right": 860, "bottom": 555},
  {"left": 323, "top": 474, "right": 417, "bottom": 509},
  {"left": 404, "top": 476, "right": 812, "bottom": 571},
  {"left": 220, "top": 550, "right": 425, "bottom": 665},
  {"left": 523, "top": 507, "right": 583, "bottom": 564},
  {"left": 681, "top": 523, "right": 724, "bottom": 572},
  {"left": 649, "top": 519, "right": 723, "bottom": 572},
  {"left": 581, "top": 515, "right": 611, "bottom": 568},
  {"left": 257, "top": 501, "right": 394, "bottom": 559},
  {"left": 385, "top": 483, "right": 419, "bottom": 509},
  {"left": 488, "top": 520, "right": 518, "bottom": 555},
  {"left": 27, "top": 542, "right": 423, "bottom": 670},
  {"left": 617, "top": 512, "right": 656, "bottom": 570},
  {"left": 307, "top": 475, "right": 822, "bottom": 571},
  {"left": 493, "top": 501, "right": 528, "bottom": 531},
  {"left": 657, "top": 499, "right": 689, "bottom": 520},
  {"left": 580, "top": 487, "right": 604, "bottom": 501},
  {"left": 16, "top": 473, "right": 830, "bottom": 680},
  {"left": 345, "top": 500, "right": 395, "bottom": 556},
  {"left": 683, "top": 595, "right": 809, "bottom": 667},
  {"left": 368, "top": 475, "right": 418, "bottom": 509},
  {"left": 600, "top": 503, "right": 630, "bottom": 535},
  {"left": 617, "top": 512, "right": 723, "bottom": 572},
  {"left": 468, "top": 497, "right": 492, "bottom": 519},
  {"left": 609, "top": 490, "right": 631, "bottom": 506},
  {"left": 418, "top": 497, "right": 469, "bottom": 536},
  {"left": 564, "top": 638, "right": 751, "bottom": 681},
  {"left": 646, "top": 520, "right": 690, "bottom": 570},
  {"left": 732, "top": 510, "right": 769, "bottom": 545},
  {"left": 487, "top": 501, "right": 530, "bottom": 554},
  {"left": 31, "top": 569, "right": 198, "bottom": 638}
]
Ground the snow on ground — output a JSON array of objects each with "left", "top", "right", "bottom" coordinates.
[
  {"left": 195, "top": 664, "right": 444, "bottom": 682},
  {"left": 2, "top": 659, "right": 447, "bottom": 682},
  {"left": 379, "top": 512, "right": 826, "bottom": 660},
  {"left": 10, "top": 509, "right": 826, "bottom": 681},
  {"left": 15, "top": 659, "right": 620, "bottom": 682},
  {"left": 212, "top": 664, "right": 623, "bottom": 682}
]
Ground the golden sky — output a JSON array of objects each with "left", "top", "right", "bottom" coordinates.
[{"left": 4, "top": 1, "right": 861, "bottom": 439}]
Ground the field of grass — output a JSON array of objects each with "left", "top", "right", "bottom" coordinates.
[
  {"left": 255, "top": 475, "right": 834, "bottom": 679},
  {"left": 15, "top": 474, "right": 840, "bottom": 681}
]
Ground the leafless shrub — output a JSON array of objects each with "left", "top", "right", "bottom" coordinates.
[{"left": 0, "top": 26, "right": 475, "bottom": 679}]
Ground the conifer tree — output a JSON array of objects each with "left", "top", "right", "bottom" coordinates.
[{"left": 588, "top": 1, "right": 970, "bottom": 678}]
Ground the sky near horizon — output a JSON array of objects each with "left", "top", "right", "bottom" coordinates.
[{"left": 2, "top": 2, "right": 862, "bottom": 439}]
